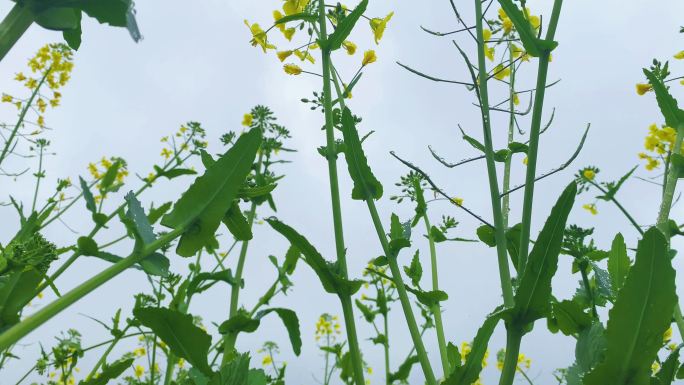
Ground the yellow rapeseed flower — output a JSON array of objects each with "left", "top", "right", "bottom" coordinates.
[
  {"left": 342, "top": 40, "right": 357, "bottom": 55},
  {"left": 493, "top": 64, "right": 511, "bottom": 80},
  {"left": 582, "top": 169, "right": 595, "bottom": 180},
  {"left": 161, "top": 148, "right": 172, "bottom": 159},
  {"left": 483, "top": 29, "right": 492, "bottom": 41},
  {"left": 636, "top": 83, "right": 652, "bottom": 95},
  {"left": 370, "top": 12, "right": 394, "bottom": 44},
  {"left": 362, "top": 50, "right": 377, "bottom": 66},
  {"left": 134, "top": 365, "right": 145, "bottom": 378},
  {"left": 674, "top": 51, "right": 684, "bottom": 60},
  {"left": 582, "top": 203, "right": 598, "bottom": 215},
  {"left": 242, "top": 113, "right": 253, "bottom": 126},
  {"left": 294, "top": 50, "right": 315, "bottom": 63},
  {"left": 485, "top": 46, "right": 495, "bottom": 61},
  {"left": 451, "top": 197, "right": 464, "bottom": 206},
  {"left": 283, "top": 63, "right": 303, "bottom": 75},
  {"left": 244, "top": 20, "right": 276, "bottom": 52},
  {"left": 277, "top": 50, "right": 293, "bottom": 62},
  {"left": 1, "top": 94, "right": 11, "bottom": 103}
]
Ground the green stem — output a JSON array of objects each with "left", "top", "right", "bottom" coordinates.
[
  {"left": 383, "top": 310, "right": 390, "bottom": 385},
  {"left": 0, "top": 66, "right": 49, "bottom": 168},
  {"left": 589, "top": 181, "right": 644, "bottom": 236},
  {"left": 85, "top": 324, "right": 131, "bottom": 380},
  {"left": 163, "top": 353, "right": 176, "bottom": 385},
  {"left": 366, "top": 200, "right": 437, "bottom": 385},
  {"left": 498, "top": 327, "right": 523, "bottom": 385},
  {"left": 31, "top": 145, "right": 44, "bottom": 212},
  {"left": 516, "top": 0, "right": 564, "bottom": 274},
  {"left": 423, "top": 214, "right": 450, "bottom": 377},
  {"left": 0, "top": 227, "right": 184, "bottom": 352},
  {"left": 317, "top": 1, "right": 365, "bottom": 383},
  {"left": 502, "top": 43, "right": 516, "bottom": 230},
  {"left": 474, "top": 0, "right": 514, "bottom": 307},
  {"left": 579, "top": 262, "right": 598, "bottom": 318},
  {"left": 0, "top": 4, "right": 33, "bottom": 63}
]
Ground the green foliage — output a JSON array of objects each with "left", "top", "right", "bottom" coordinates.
[
  {"left": 496, "top": 0, "right": 558, "bottom": 56},
  {"left": 340, "top": 107, "right": 383, "bottom": 201},
  {"left": 324, "top": 0, "right": 368, "bottom": 51},
  {"left": 161, "top": 128, "right": 262, "bottom": 257},
  {"left": 643, "top": 66, "right": 684, "bottom": 128},
  {"left": 266, "top": 218, "right": 363, "bottom": 296},
  {"left": 79, "top": 357, "right": 133, "bottom": 385},
  {"left": 511, "top": 182, "right": 577, "bottom": 325},
  {"left": 133, "top": 307, "right": 213, "bottom": 375},
  {"left": 584, "top": 228, "right": 677, "bottom": 385},
  {"left": 445, "top": 313, "right": 500, "bottom": 384}
]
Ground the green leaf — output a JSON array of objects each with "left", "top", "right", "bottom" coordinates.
[
  {"left": 389, "top": 355, "right": 420, "bottom": 382},
  {"left": 508, "top": 142, "right": 529, "bottom": 154},
  {"left": 403, "top": 250, "right": 423, "bottom": 287},
  {"left": 79, "top": 176, "right": 97, "bottom": 215},
  {"left": 219, "top": 310, "right": 260, "bottom": 334},
  {"left": 0, "top": 269, "right": 44, "bottom": 327},
  {"left": 430, "top": 226, "right": 447, "bottom": 243},
  {"left": 79, "top": 357, "right": 134, "bottom": 385},
  {"left": 187, "top": 269, "right": 240, "bottom": 297},
  {"left": 326, "top": 0, "right": 368, "bottom": 51},
  {"left": 505, "top": 223, "right": 522, "bottom": 271},
  {"left": 405, "top": 287, "right": 448, "bottom": 307},
  {"left": 447, "top": 342, "right": 462, "bottom": 372},
  {"left": 255, "top": 308, "right": 302, "bottom": 356},
  {"left": 274, "top": 12, "right": 317, "bottom": 25},
  {"left": 266, "top": 218, "right": 363, "bottom": 296},
  {"left": 591, "top": 262, "right": 613, "bottom": 301},
  {"left": 388, "top": 214, "right": 411, "bottom": 255},
  {"left": 445, "top": 313, "right": 500, "bottom": 385},
  {"left": 596, "top": 166, "right": 637, "bottom": 201},
  {"left": 77, "top": 236, "right": 99, "bottom": 256},
  {"left": 237, "top": 184, "right": 277, "bottom": 199},
  {"left": 210, "top": 353, "right": 250, "bottom": 385},
  {"left": 88, "top": 251, "right": 168, "bottom": 277},
  {"left": 551, "top": 300, "right": 592, "bottom": 336},
  {"left": 34, "top": 7, "right": 80, "bottom": 30},
  {"left": 513, "top": 182, "right": 577, "bottom": 325},
  {"left": 584, "top": 228, "right": 677, "bottom": 385},
  {"left": 133, "top": 307, "right": 212, "bottom": 375},
  {"left": 497, "top": 0, "right": 558, "bottom": 56},
  {"left": 575, "top": 322, "right": 606, "bottom": 374},
  {"left": 411, "top": 178, "right": 427, "bottom": 226},
  {"left": 161, "top": 128, "right": 262, "bottom": 257},
  {"left": 494, "top": 149, "right": 511, "bottom": 162},
  {"left": 100, "top": 160, "right": 122, "bottom": 192},
  {"left": 147, "top": 202, "right": 172, "bottom": 224},
  {"left": 462, "top": 133, "right": 486, "bottom": 153},
  {"left": 476, "top": 225, "right": 496, "bottom": 247},
  {"left": 154, "top": 166, "right": 197, "bottom": 180},
  {"left": 340, "top": 107, "right": 383, "bottom": 200},
  {"left": 222, "top": 201, "right": 253, "bottom": 241},
  {"left": 657, "top": 344, "right": 682, "bottom": 385},
  {"left": 643, "top": 68, "right": 684, "bottom": 128},
  {"left": 355, "top": 299, "right": 376, "bottom": 323},
  {"left": 124, "top": 192, "right": 155, "bottom": 245}
]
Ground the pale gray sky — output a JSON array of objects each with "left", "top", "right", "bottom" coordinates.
[{"left": 2, "top": 1, "right": 684, "bottom": 384}]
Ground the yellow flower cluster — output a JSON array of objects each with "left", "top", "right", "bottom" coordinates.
[
  {"left": 245, "top": 0, "right": 392, "bottom": 76},
  {"left": 87, "top": 157, "right": 128, "bottom": 184},
  {"left": 315, "top": 313, "right": 341, "bottom": 341},
  {"left": 582, "top": 203, "right": 598, "bottom": 215},
  {"left": 1, "top": 44, "right": 73, "bottom": 129},
  {"left": 638, "top": 123, "right": 683, "bottom": 171}
]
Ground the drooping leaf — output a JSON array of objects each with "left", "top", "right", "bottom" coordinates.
[
  {"left": 513, "top": 182, "right": 577, "bottom": 325},
  {"left": 389, "top": 355, "right": 420, "bottom": 382},
  {"left": 266, "top": 218, "right": 363, "bottom": 296},
  {"left": 219, "top": 310, "right": 260, "bottom": 334},
  {"left": 187, "top": 269, "right": 240, "bottom": 297},
  {"left": 430, "top": 226, "right": 447, "bottom": 243},
  {"left": 326, "top": 0, "right": 368, "bottom": 51},
  {"left": 77, "top": 236, "right": 99, "bottom": 256},
  {"left": 551, "top": 300, "right": 592, "bottom": 336},
  {"left": 255, "top": 308, "right": 302, "bottom": 356},
  {"left": 161, "top": 128, "right": 261, "bottom": 257},
  {"left": 608, "top": 233, "right": 630, "bottom": 294},
  {"left": 79, "top": 357, "right": 134, "bottom": 385},
  {"left": 461, "top": 133, "right": 485, "bottom": 153},
  {"left": 584, "top": 228, "right": 677, "bottom": 385},
  {"left": 508, "top": 142, "right": 529, "bottom": 154},
  {"left": 133, "top": 307, "right": 212, "bottom": 375},
  {"left": 340, "top": 107, "right": 383, "bottom": 200},
  {"left": 476, "top": 225, "right": 496, "bottom": 247},
  {"left": 355, "top": 299, "right": 376, "bottom": 322},
  {"left": 153, "top": 166, "right": 197, "bottom": 180},
  {"left": 147, "top": 202, "right": 172, "bottom": 224},
  {"left": 222, "top": 201, "right": 253, "bottom": 241},
  {"left": 445, "top": 313, "right": 500, "bottom": 385}
]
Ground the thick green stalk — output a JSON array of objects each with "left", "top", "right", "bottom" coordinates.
[
  {"left": 0, "top": 228, "right": 184, "bottom": 352},
  {"left": 502, "top": 43, "right": 516, "bottom": 230},
  {"left": 163, "top": 353, "right": 176, "bottom": 385},
  {"left": 516, "top": 0, "right": 564, "bottom": 273},
  {"left": 422, "top": 214, "right": 450, "bottom": 377},
  {"left": 366, "top": 200, "right": 437, "bottom": 385},
  {"left": 317, "top": 1, "right": 365, "bottom": 384},
  {"left": 655, "top": 123, "right": 684, "bottom": 338},
  {"left": 474, "top": 0, "right": 514, "bottom": 307},
  {"left": 0, "top": 4, "right": 33, "bottom": 63},
  {"left": 497, "top": 327, "right": 523, "bottom": 385}
]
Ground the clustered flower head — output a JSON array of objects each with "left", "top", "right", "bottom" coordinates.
[
  {"left": 2, "top": 43, "right": 73, "bottom": 134},
  {"left": 315, "top": 313, "right": 342, "bottom": 341},
  {"left": 243, "top": 0, "right": 393, "bottom": 77},
  {"left": 638, "top": 123, "right": 682, "bottom": 171}
]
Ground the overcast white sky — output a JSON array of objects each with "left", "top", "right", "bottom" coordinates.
[{"left": 2, "top": 1, "right": 684, "bottom": 384}]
